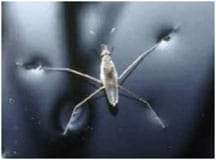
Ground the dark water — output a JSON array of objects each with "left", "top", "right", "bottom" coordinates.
[{"left": 2, "top": 2, "right": 214, "bottom": 158}]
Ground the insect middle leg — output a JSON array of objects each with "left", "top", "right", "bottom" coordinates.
[
  {"left": 119, "top": 85, "right": 166, "bottom": 128},
  {"left": 63, "top": 86, "right": 105, "bottom": 135},
  {"left": 43, "top": 67, "right": 102, "bottom": 84}
]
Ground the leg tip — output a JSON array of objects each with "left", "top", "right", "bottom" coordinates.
[
  {"left": 62, "top": 128, "right": 68, "bottom": 136},
  {"left": 161, "top": 123, "right": 167, "bottom": 129}
]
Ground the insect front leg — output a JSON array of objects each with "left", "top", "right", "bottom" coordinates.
[
  {"left": 119, "top": 85, "right": 166, "bottom": 128},
  {"left": 63, "top": 86, "right": 105, "bottom": 135},
  {"left": 119, "top": 26, "right": 179, "bottom": 84}
]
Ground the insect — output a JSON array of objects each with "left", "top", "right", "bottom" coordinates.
[
  {"left": 16, "top": 30, "right": 171, "bottom": 135},
  {"left": 41, "top": 36, "right": 169, "bottom": 135}
]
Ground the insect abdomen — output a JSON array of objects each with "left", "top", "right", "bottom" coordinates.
[{"left": 100, "top": 55, "right": 119, "bottom": 106}]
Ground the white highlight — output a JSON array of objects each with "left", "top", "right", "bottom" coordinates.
[{"left": 110, "top": 27, "right": 116, "bottom": 34}]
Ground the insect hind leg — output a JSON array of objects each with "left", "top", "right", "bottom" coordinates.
[
  {"left": 119, "top": 85, "right": 166, "bottom": 128},
  {"left": 63, "top": 86, "right": 104, "bottom": 135}
]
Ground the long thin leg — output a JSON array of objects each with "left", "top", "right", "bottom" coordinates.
[
  {"left": 63, "top": 86, "right": 104, "bottom": 135},
  {"left": 119, "top": 25, "right": 180, "bottom": 83},
  {"left": 16, "top": 62, "right": 101, "bottom": 84},
  {"left": 119, "top": 43, "right": 159, "bottom": 83},
  {"left": 43, "top": 67, "right": 102, "bottom": 84},
  {"left": 119, "top": 85, "right": 166, "bottom": 128}
]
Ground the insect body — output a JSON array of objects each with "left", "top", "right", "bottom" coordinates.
[{"left": 100, "top": 45, "right": 119, "bottom": 107}]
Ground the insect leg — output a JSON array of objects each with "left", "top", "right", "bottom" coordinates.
[
  {"left": 44, "top": 67, "right": 102, "bottom": 84},
  {"left": 63, "top": 86, "right": 105, "bottom": 135},
  {"left": 119, "top": 43, "right": 159, "bottom": 83},
  {"left": 119, "top": 25, "right": 180, "bottom": 84},
  {"left": 119, "top": 85, "right": 166, "bottom": 128}
]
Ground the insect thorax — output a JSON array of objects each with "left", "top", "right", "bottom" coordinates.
[
  {"left": 100, "top": 55, "right": 118, "bottom": 83},
  {"left": 103, "top": 55, "right": 113, "bottom": 72}
]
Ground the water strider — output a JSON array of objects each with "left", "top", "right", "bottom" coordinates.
[{"left": 17, "top": 31, "right": 175, "bottom": 135}]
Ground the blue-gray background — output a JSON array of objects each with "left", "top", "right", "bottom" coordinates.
[{"left": 2, "top": 2, "right": 214, "bottom": 158}]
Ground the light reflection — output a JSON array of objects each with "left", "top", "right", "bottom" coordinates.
[
  {"left": 27, "top": 65, "right": 44, "bottom": 74},
  {"left": 158, "top": 34, "right": 177, "bottom": 51},
  {"left": 16, "top": 63, "right": 45, "bottom": 82}
]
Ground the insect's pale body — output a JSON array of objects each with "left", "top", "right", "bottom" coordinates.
[{"left": 100, "top": 45, "right": 119, "bottom": 106}]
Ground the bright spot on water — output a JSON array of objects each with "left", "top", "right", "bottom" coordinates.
[
  {"left": 110, "top": 27, "right": 116, "bottom": 33},
  {"left": 89, "top": 30, "right": 96, "bottom": 36},
  {"left": 17, "top": 63, "right": 46, "bottom": 81},
  {"left": 16, "top": 62, "right": 23, "bottom": 67},
  {"left": 24, "top": 65, "right": 45, "bottom": 81},
  {"left": 157, "top": 31, "right": 179, "bottom": 52},
  {"left": 8, "top": 98, "right": 15, "bottom": 104},
  {"left": 16, "top": 61, "right": 44, "bottom": 74},
  {"left": 28, "top": 65, "right": 44, "bottom": 74},
  {"left": 158, "top": 38, "right": 171, "bottom": 49}
]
